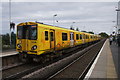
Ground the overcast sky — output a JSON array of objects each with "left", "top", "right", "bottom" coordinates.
[{"left": 1, "top": 2, "right": 119, "bottom": 35}]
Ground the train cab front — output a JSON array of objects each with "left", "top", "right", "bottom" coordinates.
[{"left": 16, "top": 22, "right": 38, "bottom": 62}]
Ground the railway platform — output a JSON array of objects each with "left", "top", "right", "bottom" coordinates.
[
  {"left": 0, "top": 49, "right": 17, "bottom": 57},
  {"left": 1, "top": 39, "right": 119, "bottom": 79},
  {"left": 1, "top": 49, "right": 20, "bottom": 69},
  {"left": 85, "top": 39, "right": 119, "bottom": 79}
]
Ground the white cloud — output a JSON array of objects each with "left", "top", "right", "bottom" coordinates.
[
  {"left": 1, "top": 2, "right": 118, "bottom": 35},
  {"left": 0, "top": 3, "right": 2, "bottom": 34},
  {"left": 1, "top": 0, "right": 120, "bottom": 2}
]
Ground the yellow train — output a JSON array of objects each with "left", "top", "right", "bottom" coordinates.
[{"left": 16, "top": 22, "right": 101, "bottom": 62}]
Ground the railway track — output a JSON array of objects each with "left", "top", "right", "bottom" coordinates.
[
  {"left": 48, "top": 39, "right": 105, "bottom": 80},
  {"left": 2, "top": 40, "right": 103, "bottom": 79},
  {"left": 21, "top": 39, "right": 105, "bottom": 79}
]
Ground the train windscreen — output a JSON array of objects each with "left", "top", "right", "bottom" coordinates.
[{"left": 17, "top": 25, "right": 37, "bottom": 40}]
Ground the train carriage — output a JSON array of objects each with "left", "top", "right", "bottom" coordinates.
[{"left": 16, "top": 22, "right": 101, "bottom": 62}]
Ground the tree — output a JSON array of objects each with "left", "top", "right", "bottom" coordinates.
[
  {"left": 88, "top": 31, "right": 94, "bottom": 34},
  {"left": 99, "top": 32, "right": 109, "bottom": 38},
  {"left": 70, "top": 27, "right": 74, "bottom": 30},
  {"left": 81, "top": 31, "right": 87, "bottom": 32},
  {"left": 2, "top": 32, "right": 16, "bottom": 49},
  {"left": 2, "top": 33, "right": 10, "bottom": 45},
  {"left": 76, "top": 28, "right": 79, "bottom": 31}
]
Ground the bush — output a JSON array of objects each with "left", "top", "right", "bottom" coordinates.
[{"left": 2, "top": 32, "right": 16, "bottom": 50}]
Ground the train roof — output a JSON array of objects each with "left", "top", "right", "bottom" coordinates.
[{"left": 17, "top": 22, "right": 100, "bottom": 36}]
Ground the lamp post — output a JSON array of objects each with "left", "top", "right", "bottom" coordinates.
[
  {"left": 116, "top": 8, "right": 120, "bottom": 34},
  {"left": 115, "top": 1, "right": 120, "bottom": 46},
  {"left": 9, "top": 0, "right": 12, "bottom": 47},
  {"left": 9, "top": 0, "right": 15, "bottom": 48},
  {"left": 112, "top": 21, "right": 117, "bottom": 35},
  {"left": 53, "top": 14, "right": 57, "bottom": 26},
  {"left": 70, "top": 22, "right": 75, "bottom": 30}
]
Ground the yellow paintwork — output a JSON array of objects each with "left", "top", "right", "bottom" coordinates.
[{"left": 16, "top": 22, "right": 101, "bottom": 55}]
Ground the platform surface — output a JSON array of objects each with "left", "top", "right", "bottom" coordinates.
[
  {"left": 0, "top": 49, "right": 17, "bottom": 57},
  {"left": 85, "top": 39, "right": 118, "bottom": 79},
  {"left": 110, "top": 41, "right": 120, "bottom": 78}
]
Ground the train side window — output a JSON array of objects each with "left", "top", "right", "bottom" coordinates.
[
  {"left": 50, "top": 32, "right": 54, "bottom": 41},
  {"left": 88, "top": 36, "right": 89, "bottom": 39},
  {"left": 76, "top": 34, "right": 79, "bottom": 40},
  {"left": 80, "top": 34, "right": 82, "bottom": 39},
  {"left": 62, "top": 33, "right": 67, "bottom": 41},
  {"left": 85, "top": 35, "right": 87, "bottom": 39},
  {"left": 45, "top": 31, "right": 48, "bottom": 40},
  {"left": 83, "top": 34, "right": 85, "bottom": 39},
  {"left": 91, "top": 36, "right": 92, "bottom": 39},
  {"left": 70, "top": 34, "right": 71, "bottom": 40}
]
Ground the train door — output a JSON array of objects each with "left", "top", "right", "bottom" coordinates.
[
  {"left": 50, "top": 30, "right": 55, "bottom": 49},
  {"left": 70, "top": 32, "right": 74, "bottom": 46},
  {"left": 25, "top": 29, "right": 29, "bottom": 50},
  {"left": 22, "top": 26, "right": 29, "bottom": 51}
]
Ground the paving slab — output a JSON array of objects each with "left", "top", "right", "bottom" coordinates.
[
  {"left": 85, "top": 39, "right": 117, "bottom": 79},
  {"left": 0, "top": 50, "right": 17, "bottom": 57}
]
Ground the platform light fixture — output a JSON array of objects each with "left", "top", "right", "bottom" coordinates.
[{"left": 53, "top": 14, "right": 58, "bottom": 26}]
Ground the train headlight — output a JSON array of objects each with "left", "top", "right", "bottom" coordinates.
[
  {"left": 31, "top": 45, "right": 37, "bottom": 50},
  {"left": 17, "top": 44, "right": 21, "bottom": 48}
]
